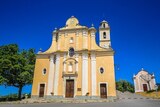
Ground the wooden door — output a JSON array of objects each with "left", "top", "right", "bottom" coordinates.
[
  {"left": 39, "top": 84, "right": 45, "bottom": 97},
  {"left": 143, "top": 84, "right": 148, "bottom": 91},
  {"left": 65, "top": 80, "right": 74, "bottom": 98},
  {"left": 100, "top": 84, "right": 107, "bottom": 98}
]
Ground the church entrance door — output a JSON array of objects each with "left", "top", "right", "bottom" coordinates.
[
  {"left": 143, "top": 84, "right": 148, "bottom": 91},
  {"left": 65, "top": 80, "right": 74, "bottom": 98},
  {"left": 100, "top": 83, "right": 107, "bottom": 98},
  {"left": 39, "top": 84, "right": 45, "bottom": 97}
]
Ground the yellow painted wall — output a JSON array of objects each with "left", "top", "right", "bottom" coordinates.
[
  {"left": 32, "top": 55, "right": 50, "bottom": 95},
  {"left": 76, "top": 54, "right": 82, "bottom": 95},
  {"left": 96, "top": 55, "right": 116, "bottom": 96}
]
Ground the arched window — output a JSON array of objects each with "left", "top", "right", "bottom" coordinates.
[
  {"left": 103, "top": 32, "right": 106, "bottom": 39},
  {"left": 103, "top": 23, "right": 106, "bottom": 28},
  {"left": 69, "top": 47, "right": 74, "bottom": 57},
  {"left": 42, "top": 68, "right": 47, "bottom": 75},
  {"left": 100, "top": 67, "right": 104, "bottom": 74}
]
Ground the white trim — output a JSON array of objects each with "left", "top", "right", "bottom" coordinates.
[
  {"left": 37, "top": 82, "right": 46, "bottom": 97},
  {"left": 98, "top": 82, "right": 108, "bottom": 97},
  {"left": 47, "top": 55, "right": 55, "bottom": 95},
  {"left": 91, "top": 53, "right": 96, "bottom": 96},
  {"left": 53, "top": 54, "right": 60, "bottom": 95},
  {"left": 82, "top": 52, "right": 88, "bottom": 95}
]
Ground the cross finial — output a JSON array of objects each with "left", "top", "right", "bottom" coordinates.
[{"left": 91, "top": 23, "right": 94, "bottom": 27}]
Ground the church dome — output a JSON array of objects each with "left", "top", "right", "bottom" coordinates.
[{"left": 66, "top": 16, "right": 79, "bottom": 28}]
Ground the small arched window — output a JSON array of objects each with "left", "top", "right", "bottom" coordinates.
[
  {"left": 42, "top": 68, "right": 47, "bottom": 75},
  {"left": 103, "top": 23, "right": 106, "bottom": 28},
  {"left": 103, "top": 32, "right": 106, "bottom": 39},
  {"left": 100, "top": 67, "right": 104, "bottom": 74},
  {"left": 69, "top": 47, "right": 74, "bottom": 57}
]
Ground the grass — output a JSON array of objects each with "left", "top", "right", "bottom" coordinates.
[{"left": 136, "top": 91, "right": 160, "bottom": 99}]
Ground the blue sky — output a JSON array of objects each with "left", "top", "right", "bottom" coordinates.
[{"left": 0, "top": 0, "right": 160, "bottom": 95}]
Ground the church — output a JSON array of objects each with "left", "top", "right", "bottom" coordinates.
[
  {"left": 31, "top": 16, "right": 116, "bottom": 99},
  {"left": 133, "top": 68, "right": 156, "bottom": 92}
]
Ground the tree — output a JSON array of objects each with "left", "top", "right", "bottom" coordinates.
[
  {"left": 116, "top": 80, "right": 134, "bottom": 93},
  {"left": 0, "top": 44, "right": 36, "bottom": 100}
]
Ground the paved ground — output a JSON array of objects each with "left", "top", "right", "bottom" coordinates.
[
  {"left": 116, "top": 91, "right": 147, "bottom": 99},
  {"left": 0, "top": 92, "right": 160, "bottom": 107},
  {"left": 0, "top": 99, "right": 160, "bottom": 107}
]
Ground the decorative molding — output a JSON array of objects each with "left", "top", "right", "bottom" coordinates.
[
  {"left": 91, "top": 32, "right": 95, "bottom": 37},
  {"left": 82, "top": 30, "right": 87, "bottom": 36}
]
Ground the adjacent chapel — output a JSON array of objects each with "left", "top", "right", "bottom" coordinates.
[
  {"left": 133, "top": 68, "right": 156, "bottom": 92},
  {"left": 31, "top": 16, "right": 116, "bottom": 99}
]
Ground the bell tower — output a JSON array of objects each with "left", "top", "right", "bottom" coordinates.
[{"left": 99, "top": 20, "right": 111, "bottom": 48}]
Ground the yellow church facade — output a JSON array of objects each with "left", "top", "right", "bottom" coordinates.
[{"left": 31, "top": 16, "right": 116, "bottom": 99}]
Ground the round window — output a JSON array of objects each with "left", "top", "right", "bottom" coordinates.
[
  {"left": 100, "top": 67, "right": 104, "bottom": 74},
  {"left": 42, "top": 68, "right": 47, "bottom": 75}
]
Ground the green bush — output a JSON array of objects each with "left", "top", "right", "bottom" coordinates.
[
  {"left": 116, "top": 80, "right": 135, "bottom": 93},
  {"left": 0, "top": 93, "right": 18, "bottom": 102}
]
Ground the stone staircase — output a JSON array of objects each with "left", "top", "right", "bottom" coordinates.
[{"left": 116, "top": 91, "right": 151, "bottom": 100}]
